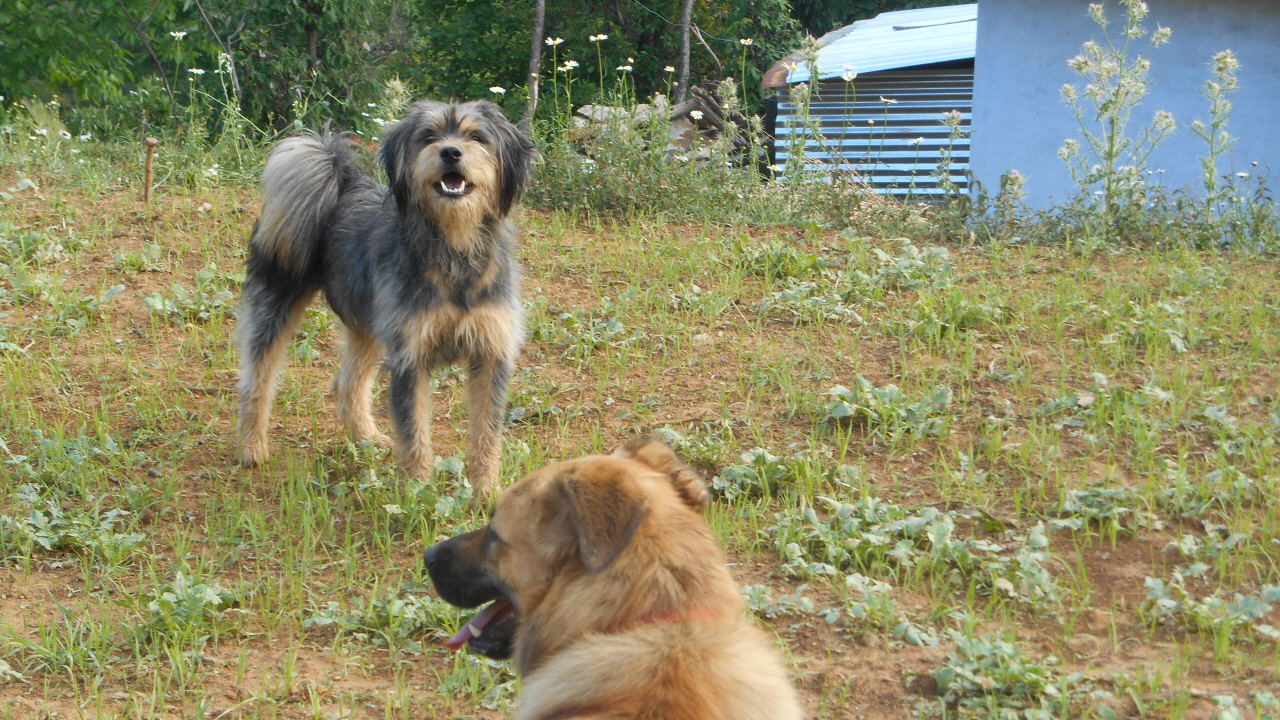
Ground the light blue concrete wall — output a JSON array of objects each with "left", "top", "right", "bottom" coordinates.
[{"left": 970, "top": 0, "right": 1280, "bottom": 207}]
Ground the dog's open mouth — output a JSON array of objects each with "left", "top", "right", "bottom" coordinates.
[
  {"left": 435, "top": 171, "right": 471, "bottom": 198},
  {"left": 445, "top": 599, "right": 516, "bottom": 655}
]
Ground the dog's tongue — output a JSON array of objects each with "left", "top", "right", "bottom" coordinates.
[
  {"left": 445, "top": 600, "right": 515, "bottom": 651},
  {"left": 442, "top": 173, "right": 466, "bottom": 191}
]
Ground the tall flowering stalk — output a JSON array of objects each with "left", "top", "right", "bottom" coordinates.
[
  {"left": 546, "top": 37, "right": 564, "bottom": 119},
  {"left": 589, "top": 34, "right": 608, "bottom": 101},
  {"left": 1058, "top": 0, "right": 1175, "bottom": 222},
  {"left": 1190, "top": 50, "right": 1239, "bottom": 209}
]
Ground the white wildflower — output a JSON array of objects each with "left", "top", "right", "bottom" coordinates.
[
  {"left": 739, "top": 38, "right": 753, "bottom": 46},
  {"left": 78, "top": 132, "right": 92, "bottom": 141},
  {"left": 879, "top": 96, "right": 897, "bottom": 104},
  {"left": 664, "top": 65, "right": 675, "bottom": 73},
  {"left": 545, "top": 37, "right": 564, "bottom": 46},
  {"left": 58, "top": 130, "right": 72, "bottom": 139},
  {"left": 616, "top": 65, "right": 632, "bottom": 72},
  {"left": 841, "top": 64, "right": 856, "bottom": 83},
  {"left": 34, "top": 128, "right": 48, "bottom": 136},
  {"left": 689, "top": 110, "right": 704, "bottom": 120},
  {"left": 489, "top": 86, "right": 507, "bottom": 94},
  {"left": 170, "top": 30, "right": 188, "bottom": 40},
  {"left": 188, "top": 68, "right": 205, "bottom": 75}
]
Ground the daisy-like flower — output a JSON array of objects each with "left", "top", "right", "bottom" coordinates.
[
  {"left": 909, "top": 137, "right": 924, "bottom": 146},
  {"left": 78, "top": 133, "right": 92, "bottom": 141},
  {"left": 170, "top": 30, "right": 188, "bottom": 40},
  {"left": 867, "top": 119, "right": 875, "bottom": 125},
  {"left": 188, "top": 68, "right": 205, "bottom": 75},
  {"left": 664, "top": 65, "right": 675, "bottom": 73},
  {"left": 785, "top": 63, "right": 799, "bottom": 72},
  {"left": 879, "top": 96, "right": 897, "bottom": 104},
  {"left": 616, "top": 65, "right": 632, "bottom": 72},
  {"left": 545, "top": 37, "right": 564, "bottom": 46},
  {"left": 564, "top": 60, "right": 579, "bottom": 70},
  {"left": 739, "top": 38, "right": 753, "bottom": 46},
  {"left": 34, "top": 128, "right": 48, "bottom": 136},
  {"left": 841, "top": 64, "right": 857, "bottom": 82},
  {"left": 589, "top": 33, "right": 608, "bottom": 42},
  {"left": 1236, "top": 171, "right": 1249, "bottom": 178},
  {"left": 58, "top": 130, "right": 72, "bottom": 139},
  {"left": 490, "top": 86, "right": 506, "bottom": 94},
  {"left": 689, "top": 110, "right": 704, "bottom": 120},
  {"left": 367, "top": 102, "right": 377, "bottom": 107}
]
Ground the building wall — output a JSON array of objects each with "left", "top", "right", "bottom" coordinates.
[{"left": 970, "top": 0, "right": 1280, "bottom": 207}]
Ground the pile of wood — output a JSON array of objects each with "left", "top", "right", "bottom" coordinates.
[{"left": 573, "top": 82, "right": 769, "bottom": 160}]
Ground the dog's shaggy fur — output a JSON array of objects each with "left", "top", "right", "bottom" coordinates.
[
  {"left": 236, "top": 100, "right": 534, "bottom": 501},
  {"left": 424, "top": 440, "right": 803, "bottom": 720}
]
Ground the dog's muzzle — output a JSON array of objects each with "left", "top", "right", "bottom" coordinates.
[
  {"left": 424, "top": 530, "right": 517, "bottom": 658},
  {"left": 434, "top": 146, "right": 471, "bottom": 198}
]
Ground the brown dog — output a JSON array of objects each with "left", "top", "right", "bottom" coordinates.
[{"left": 424, "top": 440, "right": 803, "bottom": 720}]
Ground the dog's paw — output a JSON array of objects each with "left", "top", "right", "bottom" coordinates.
[
  {"left": 373, "top": 432, "right": 393, "bottom": 450},
  {"left": 239, "top": 444, "right": 268, "bottom": 467},
  {"left": 613, "top": 439, "right": 710, "bottom": 512}
]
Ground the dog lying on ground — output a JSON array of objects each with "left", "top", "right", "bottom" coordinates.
[
  {"left": 424, "top": 439, "right": 803, "bottom": 720},
  {"left": 235, "top": 100, "right": 534, "bottom": 502}
]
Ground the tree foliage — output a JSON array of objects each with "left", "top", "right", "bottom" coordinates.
[{"left": 0, "top": 0, "right": 955, "bottom": 135}]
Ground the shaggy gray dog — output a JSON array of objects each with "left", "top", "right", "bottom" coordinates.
[{"left": 236, "top": 100, "right": 534, "bottom": 503}]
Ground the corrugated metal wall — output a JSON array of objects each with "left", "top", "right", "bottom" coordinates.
[{"left": 774, "top": 67, "right": 973, "bottom": 196}]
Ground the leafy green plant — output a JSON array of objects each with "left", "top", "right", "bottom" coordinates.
[
  {"left": 0, "top": 484, "right": 145, "bottom": 564},
  {"left": 740, "top": 240, "right": 828, "bottom": 280},
  {"left": 759, "top": 279, "right": 862, "bottom": 325},
  {"left": 132, "top": 572, "right": 239, "bottom": 646},
  {"left": 303, "top": 588, "right": 460, "bottom": 654},
  {"left": 824, "top": 377, "right": 952, "bottom": 441},
  {"left": 929, "top": 631, "right": 1087, "bottom": 718},
  {"left": 772, "top": 496, "right": 1059, "bottom": 605}
]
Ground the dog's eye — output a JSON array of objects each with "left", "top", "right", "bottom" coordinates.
[{"left": 470, "top": 133, "right": 484, "bottom": 143}]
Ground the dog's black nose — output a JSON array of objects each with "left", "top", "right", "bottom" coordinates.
[
  {"left": 423, "top": 542, "right": 444, "bottom": 570},
  {"left": 440, "top": 146, "right": 462, "bottom": 163}
]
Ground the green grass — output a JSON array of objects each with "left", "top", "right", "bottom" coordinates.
[{"left": 1, "top": 132, "right": 1279, "bottom": 720}]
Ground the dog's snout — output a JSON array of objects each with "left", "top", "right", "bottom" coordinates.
[
  {"left": 440, "top": 146, "right": 462, "bottom": 163},
  {"left": 423, "top": 542, "right": 445, "bottom": 570}
]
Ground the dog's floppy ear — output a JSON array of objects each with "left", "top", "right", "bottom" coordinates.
[
  {"left": 379, "top": 110, "right": 416, "bottom": 214},
  {"left": 477, "top": 101, "right": 535, "bottom": 215},
  {"left": 613, "top": 439, "right": 710, "bottom": 512},
  {"left": 557, "top": 471, "right": 650, "bottom": 574}
]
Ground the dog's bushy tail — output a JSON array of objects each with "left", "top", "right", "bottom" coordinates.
[{"left": 252, "top": 132, "right": 357, "bottom": 274}]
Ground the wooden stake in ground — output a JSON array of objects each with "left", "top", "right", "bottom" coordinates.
[{"left": 143, "top": 137, "right": 158, "bottom": 217}]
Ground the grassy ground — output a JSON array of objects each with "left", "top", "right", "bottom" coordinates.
[{"left": 1, "top": 145, "right": 1279, "bottom": 720}]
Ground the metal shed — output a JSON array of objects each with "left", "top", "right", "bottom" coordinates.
[{"left": 764, "top": 4, "right": 977, "bottom": 195}]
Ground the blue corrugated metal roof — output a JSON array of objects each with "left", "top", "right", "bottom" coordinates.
[{"left": 786, "top": 3, "right": 977, "bottom": 84}]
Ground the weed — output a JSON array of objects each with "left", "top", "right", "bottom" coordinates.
[
  {"left": 927, "top": 630, "right": 1089, "bottom": 719},
  {"left": 824, "top": 377, "right": 952, "bottom": 442},
  {"left": 143, "top": 265, "right": 238, "bottom": 324},
  {"left": 0, "top": 484, "right": 145, "bottom": 564},
  {"left": 303, "top": 587, "right": 460, "bottom": 654}
]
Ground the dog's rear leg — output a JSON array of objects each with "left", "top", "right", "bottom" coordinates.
[
  {"left": 465, "top": 356, "right": 513, "bottom": 506},
  {"left": 390, "top": 364, "right": 434, "bottom": 480},
  {"left": 236, "top": 281, "right": 317, "bottom": 466},
  {"left": 332, "top": 326, "right": 391, "bottom": 449}
]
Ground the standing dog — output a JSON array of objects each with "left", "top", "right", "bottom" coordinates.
[
  {"left": 236, "top": 101, "right": 534, "bottom": 501},
  {"left": 424, "top": 440, "right": 803, "bottom": 720}
]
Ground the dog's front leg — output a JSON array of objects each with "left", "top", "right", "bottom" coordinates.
[
  {"left": 465, "top": 356, "right": 513, "bottom": 506},
  {"left": 390, "top": 363, "right": 434, "bottom": 480}
]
